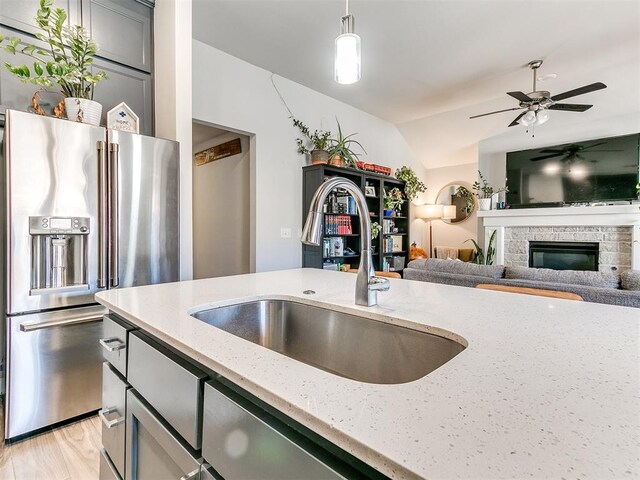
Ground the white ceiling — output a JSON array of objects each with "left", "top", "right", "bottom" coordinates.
[{"left": 193, "top": 0, "right": 640, "bottom": 124}]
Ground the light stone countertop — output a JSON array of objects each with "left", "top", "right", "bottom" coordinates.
[{"left": 96, "top": 268, "right": 640, "bottom": 479}]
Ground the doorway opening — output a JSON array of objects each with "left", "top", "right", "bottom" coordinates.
[{"left": 192, "top": 121, "right": 251, "bottom": 278}]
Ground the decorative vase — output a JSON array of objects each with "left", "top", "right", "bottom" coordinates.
[
  {"left": 329, "top": 155, "right": 343, "bottom": 167},
  {"left": 478, "top": 198, "right": 492, "bottom": 211},
  {"left": 310, "top": 149, "right": 330, "bottom": 165},
  {"left": 383, "top": 209, "right": 394, "bottom": 217},
  {"left": 64, "top": 98, "right": 102, "bottom": 126}
]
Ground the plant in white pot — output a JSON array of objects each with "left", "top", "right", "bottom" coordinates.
[
  {"left": 472, "top": 170, "right": 508, "bottom": 211},
  {"left": 0, "top": 0, "right": 107, "bottom": 126}
]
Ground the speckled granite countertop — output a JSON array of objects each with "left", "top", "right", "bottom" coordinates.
[{"left": 96, "top": 268, "right": 640, "bottom": 479}]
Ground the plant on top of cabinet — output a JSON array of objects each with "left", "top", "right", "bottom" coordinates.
[
  {"left": 292, "top": 117, "right": 332, "bottom": 164},
  {"left": 328, "top": 118, "right": 366, "bottom": 168},
  {"left": 384, "top": 187, "right": 405, "bottom": 215},
  {"left": 0, "top": 0, "right": 107, "bottom": 126},
  {"left": 394, "top": 166, "right": 426, "bottom": 202}
]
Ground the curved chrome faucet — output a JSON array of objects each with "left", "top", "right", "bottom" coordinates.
[{"left": 301, "top": 177, "right": 390, "bottom": 306}]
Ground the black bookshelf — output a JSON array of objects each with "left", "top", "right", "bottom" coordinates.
[{"left": 302, "top": 164, "right": 410, "bottom": 273}]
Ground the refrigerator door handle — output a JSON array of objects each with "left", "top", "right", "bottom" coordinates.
[
  {"left": 110, "top": 142, "right": 119, "bottom": 287},
  {"left": 20, "top": 314, "right": 102, "bottom": 332},
  {"left": 98, "top": 140, "right": 109, "bottom": 289}
]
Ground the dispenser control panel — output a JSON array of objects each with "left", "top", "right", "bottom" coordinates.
[{"left": 29, "top": 216, "right": 90, "bottom": 235}]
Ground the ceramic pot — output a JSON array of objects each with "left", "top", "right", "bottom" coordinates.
[
  {"left": 329, "top": 155, "right": 343, "bottom": 167},
  {"left": 310, "top": 149, "right": 330, "bottom": 165},
  {"left": 383, "top": 209, "right": 394, "bottom": 217},
  {"left": 478, "top": 198, "right": 492, "bottom": 211},
  {"left": 64, "top": 98, "right": 102, "bottom": 126}
]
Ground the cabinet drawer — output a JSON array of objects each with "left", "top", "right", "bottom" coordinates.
[
  {"left": 101, "top": 362, "right": 128, "bottom": 478},
  {"left": 100, "top": 448, "right": 123, "bottom": 480},
  {"left": 202, "top": 381, "right": 345, "bottom": 480},
  {"left": 101, "top": 314, "right": 134, "bottom": 376},
  {"left": 127, "top": 332, "right": 207, "bottom": 450}
]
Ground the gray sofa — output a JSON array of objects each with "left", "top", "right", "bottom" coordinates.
[{"left": 404, "top": 258, "right": 640, "bottom": 308}]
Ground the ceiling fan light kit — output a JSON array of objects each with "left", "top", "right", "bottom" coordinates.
[
  {"left": 335, "top": 0, "right": 361, "bottom": 85},
  {"left": 470, "top": 59, "right": 607, "bottom": 129}
]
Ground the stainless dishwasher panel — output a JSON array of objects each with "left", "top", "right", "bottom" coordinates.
[
  {"left": 101, "top": 314, "right": 135, "bottom": 376},
  {"left": 5, "top": 305, "right": 106, "bottom": 439},
  {"left": 101, "top": 363, "right": 128, "bottom": 478},
  {"left": 202, "top": 382, "right": 345, "bottom": 480},
  {"left": 127, "top": 332, "right": 207, "bottom": 450},
  {"left": 100, "top": 448, "right": 123, "bottom": 480},
  {"left": 125, "top": 389, "right": 202, "bottom": 480}
]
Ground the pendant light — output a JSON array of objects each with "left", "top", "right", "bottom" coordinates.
[{"left": 335, "top": 0, "right": 361, "bottom": 84}]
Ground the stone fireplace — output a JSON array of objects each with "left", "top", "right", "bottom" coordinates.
[{"left": 478, "top": 205, "right": 640, "bottom": 272}]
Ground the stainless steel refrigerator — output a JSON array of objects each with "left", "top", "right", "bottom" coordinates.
[{"left": 1, "top": 109, "right": 180, "bottom": 440}]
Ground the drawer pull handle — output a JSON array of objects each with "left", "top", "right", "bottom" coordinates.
[
  {"left": 99, "top": 407, "right": 124, "bottom": 428},
  {"left": 99, "top": 337, "right": 126, "bottom": 352},
  {"left": 180, "top": 468, "right": 200, "bottom": 480}
]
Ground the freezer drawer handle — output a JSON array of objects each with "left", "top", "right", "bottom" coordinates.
[
  {"left": 99, "top": 407, "right": 124, "bottom": 428},
  {"left": 20, "top": 315, "right": 101, "bottom": 332},
  {"left": 99, "top": 337, "right": 126, "bottom": 352},
  {"left": 180, "top": 468, "right": 201, "bottom": 480}
]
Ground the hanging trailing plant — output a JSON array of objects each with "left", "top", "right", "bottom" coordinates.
[{"left": 394, "top": 166, "right": 426, "bottom": 202}]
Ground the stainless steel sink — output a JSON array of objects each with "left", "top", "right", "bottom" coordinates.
[{"left": 190, "top": 299, "right": 465, "bottom": 384}]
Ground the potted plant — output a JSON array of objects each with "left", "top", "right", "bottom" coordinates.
[
  {"left": 472, "top": 170, "right": 508, "bottom": 211},
  {"left": 0, "top": 0, "right": 107, "bottom": 126},
  {"left": 292, "top": 117, "right": 332, "bottom": 164},
  {"left": 327, "top": 118, "right": 366, "bottom": 168},
  {"left": 371, "top": 221, "right": 382, "bottom": 239},
  {"left": 394, "top": 166, "right": 426, "bottom": 202},
  {"left": 454, "top": 186, "right": 475, "bottom": 214},
  {"left": 384, "top": 187, "right": 405, "bottom": 216}
]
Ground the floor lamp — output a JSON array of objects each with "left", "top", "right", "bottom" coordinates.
[{"left": 417, "top": 204, "right": 443, "bottom": 258}]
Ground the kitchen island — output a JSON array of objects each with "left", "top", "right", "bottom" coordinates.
[{"left": 96, "top": 268, "right": 639, "bottom": 479}]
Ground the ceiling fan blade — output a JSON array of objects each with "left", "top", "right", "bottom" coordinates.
[
  {"left": 538, "top": 148, "right": 566, "bottom": 154},
  {"left": 530, "top": 153, "right": 564, "bottom": 162},
  {"left": 550, "top": 82, "right": 606, "bottom": 102},
  {"left": 507, "top": 91, "right": 533, "bottom": 102},
  {"left": 548, "top": 103, "right": 593, "bottom": 112},
  {"left": 469, "top": 107, "right": 522, "bottom": 119},
  {"left": 508, "top": 111, "right": 527, "bottom": 127}
]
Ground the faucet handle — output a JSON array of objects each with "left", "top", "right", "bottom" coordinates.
[{"left": 369, "top": 276, "right": 390, "bottom": 292}]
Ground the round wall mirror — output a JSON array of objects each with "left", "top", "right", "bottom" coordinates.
[{"left": 435, "top": 182, "right": 476, "bottom": 224}]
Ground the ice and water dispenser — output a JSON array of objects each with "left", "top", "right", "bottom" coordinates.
[{"left": 29, "top": 216, "right": 90, "bottom": 294}]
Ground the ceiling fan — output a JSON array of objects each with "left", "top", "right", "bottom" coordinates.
[
  {"left": 529, "top": 141, "right": 621, "bottom": 162},
  {"left": 470, "top": 60, "right": 607, "bottom": 127}
]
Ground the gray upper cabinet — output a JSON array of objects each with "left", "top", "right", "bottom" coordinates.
[
  {"left": 92, "top": 58, "right": 153, "bottom": 135},
  {"left": 0, "top": 0, "right": 81, "bottom": 36},
  {"left": 0, "top": 27, "right": 52, "bottom": 116},
  {"left": 82, "top": 0, "right": 152, "bottom": 73}
]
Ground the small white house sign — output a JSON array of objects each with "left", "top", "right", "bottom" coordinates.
[{"left": 107, "top": 102, "right": 139, "bottom": 133}]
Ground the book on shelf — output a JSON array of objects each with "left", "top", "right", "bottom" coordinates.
[
  {"left": 323, "top": 237, "right": 344, "bottom": 257},
  {"left": 324, "top": 215, "right": 353, "bottom": 235},
  {"left": 382, "top": 235, "right": 403, "bottom": 253}
]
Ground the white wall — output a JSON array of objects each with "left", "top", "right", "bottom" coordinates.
[
  {"left": 154, "top": 0, "right": 193, "bottom": 280},
  {"left": 192, "top": 131, "right": 250, "bottom": 279},
  {"left": 418, "top": 162, "right": 479, "bottom": 251},
  {"left": 192, "top": 40, "right": 421, "bottom": 272}
]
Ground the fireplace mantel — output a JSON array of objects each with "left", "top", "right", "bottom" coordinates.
[{"left": 478, "top": 205, "right": 640, "bottom": 270}]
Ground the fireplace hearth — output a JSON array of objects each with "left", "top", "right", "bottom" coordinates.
[{"left": 529, "top": 241, "right": 599, "bottom": 271}]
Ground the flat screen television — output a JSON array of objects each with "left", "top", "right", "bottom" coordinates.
[{"left": 505, "top": 133, "right": 640, "bottom": 208}]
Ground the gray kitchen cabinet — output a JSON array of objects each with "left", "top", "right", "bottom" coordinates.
[
  {"left": 92, "top": 59, "right": 153, "bottom": 136},
  {"left": 0, "top": 27, "right": 55, "bottom": 117},
  {"left": 0, "top": 0, "right": 81, "bottom": 36},
  {"left": 82, "top": 0, "right": 152, "bottom": 73}
]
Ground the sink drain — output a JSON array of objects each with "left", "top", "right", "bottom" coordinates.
[{"left": 302, "top": 290, "right": 316, "bottom": 295}]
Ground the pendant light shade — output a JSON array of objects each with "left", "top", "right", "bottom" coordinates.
[
  {"left": 335, "top": 1, "right": 361, "bottom": 85},
  {"left": 335, "top": 31, "right": 361, "bottom": 84},
  {"left": 535, "top": 109, "right": 550, "bottom": 125}
]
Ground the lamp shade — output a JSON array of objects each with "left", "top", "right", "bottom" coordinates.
[
  {"left": 335, "top": 33, "right": 361, "bottom": 84},
  {"left": 519, "top": 110, "right": 536, "bottom": 126},
  {"left": 416, "top": 204, "right": 443, "bottom": 220},
  {"left": 442, "top": 205, "right": 457, "bottom": 220}
]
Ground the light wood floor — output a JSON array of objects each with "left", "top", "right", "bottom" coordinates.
[{"left": 0, "top": 407, "right": 101, "bottom": 480}]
